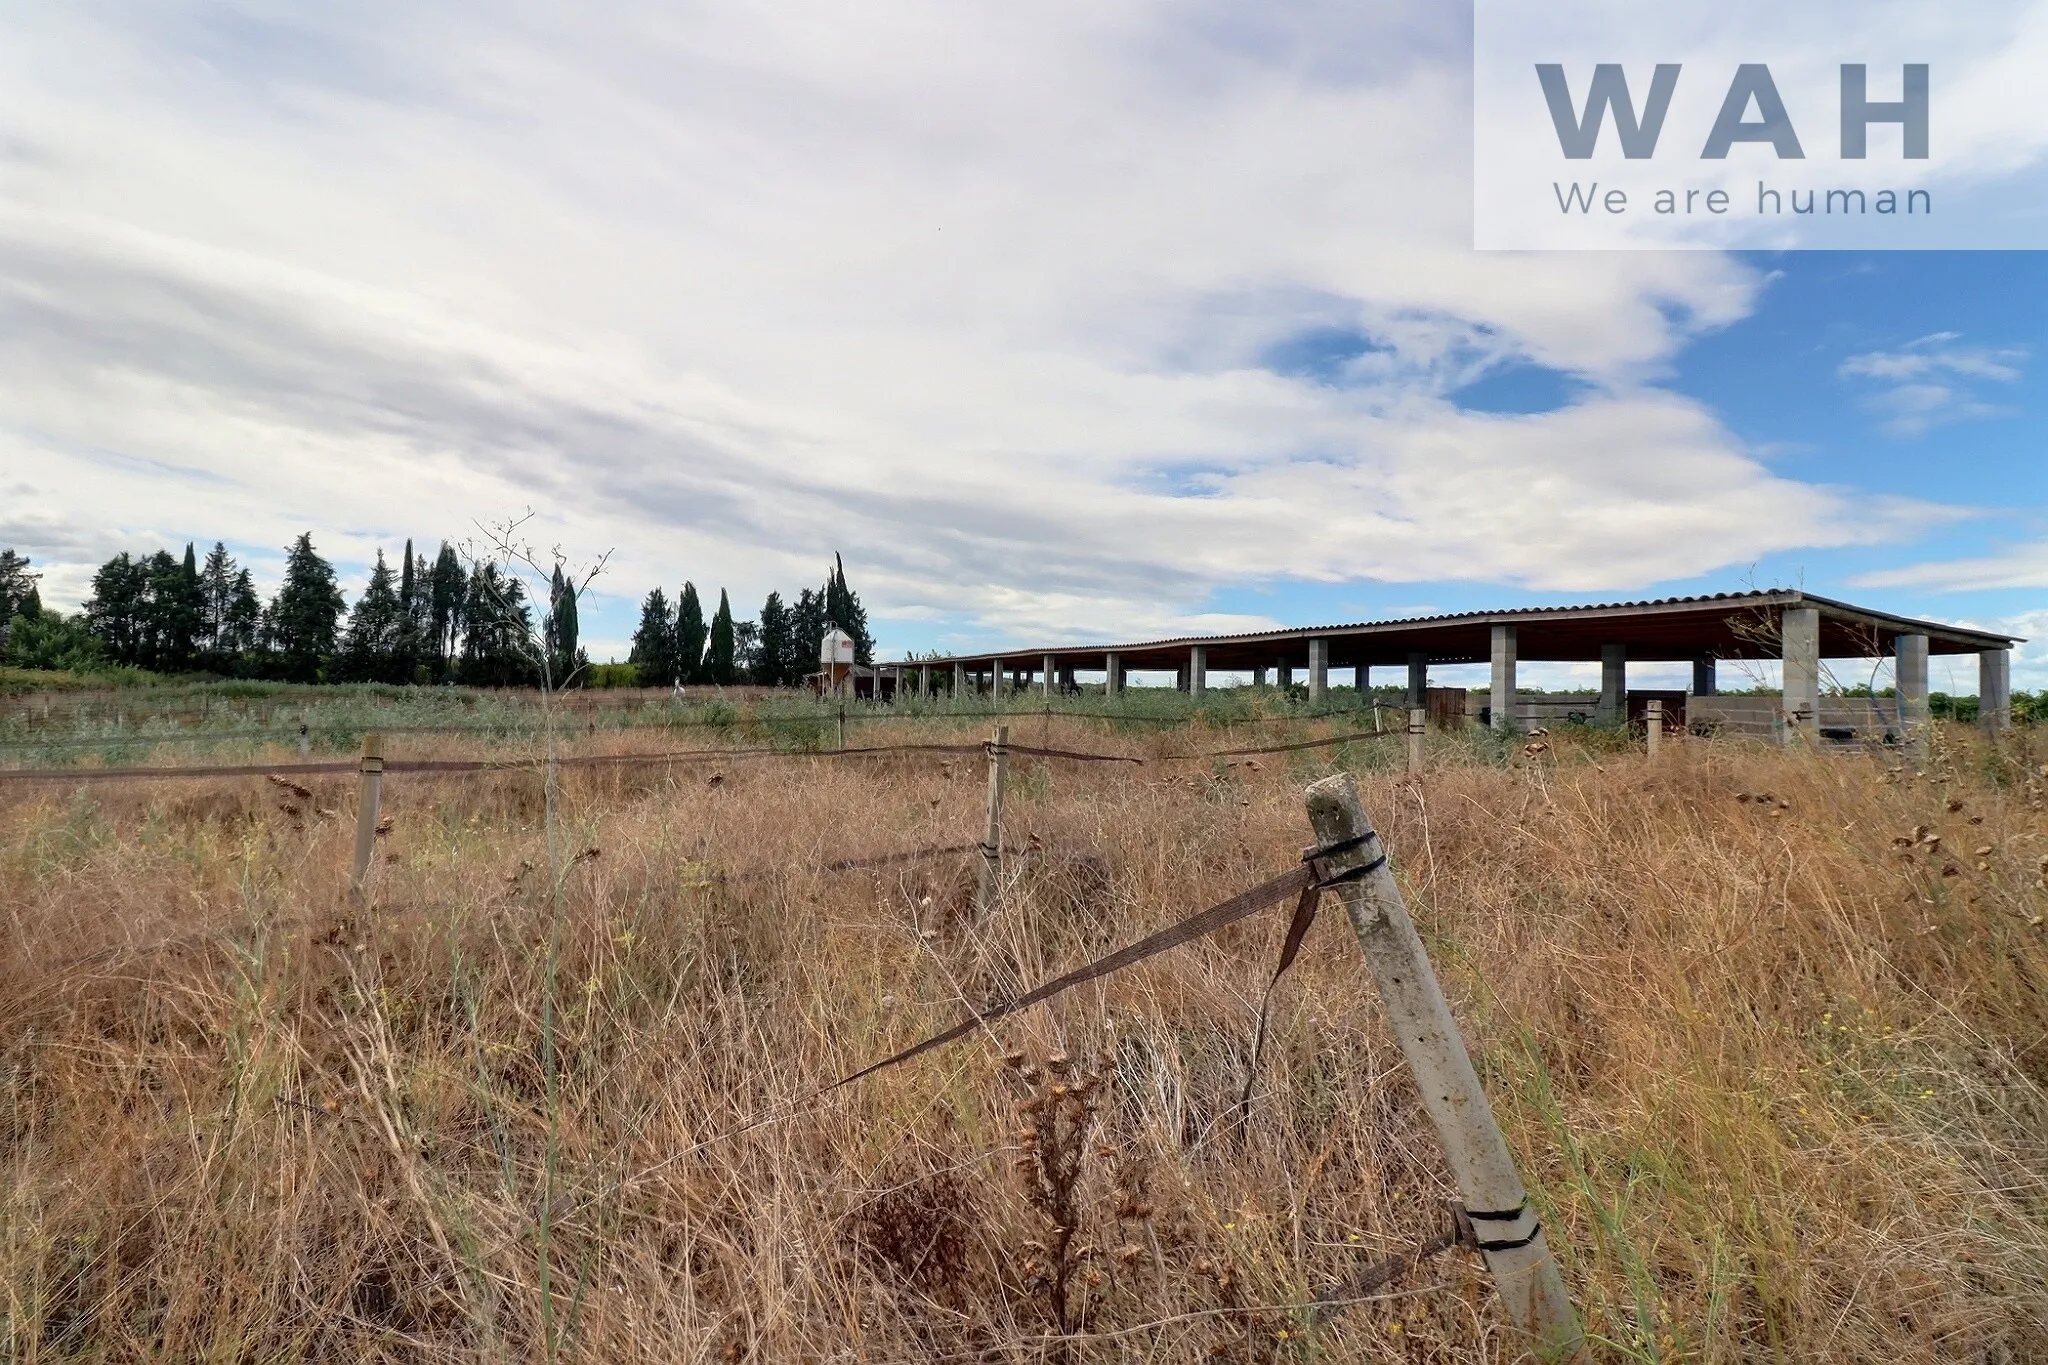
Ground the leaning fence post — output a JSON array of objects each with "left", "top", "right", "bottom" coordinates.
[
  {"left": 1406, "top": 707, "right": 1426, "bottom": 775},
  {"left": 350, "top": 733, "right": 385, "bottom": 902},
  {"left": 976, "top": 724, "right": 1009, "bottom": 918},
  {"left": 1646, "top": 698, "right": 1663, "bottom": 760},
  {"left": 1302, "top": 773, "right": 1581, "bottom": 1356}
]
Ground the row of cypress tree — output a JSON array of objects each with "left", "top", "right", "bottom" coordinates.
[
  {"left": 627, "top": 553, "right": 873, "bottom": 687},
  {"left": 1, "top": 534, "right": 583, "bottom": 686},
  {"left": 3, "top": 538, "right": 874, "bottom": 690}
]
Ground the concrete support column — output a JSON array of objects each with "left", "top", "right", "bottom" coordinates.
[
  {"left": 1105, "top": 653, "right": 1122, "bottom": 698},
  {"left": 1692, "top": 654, "right": 1717, "bottom": 696},
  {"left": 1407, "top": 652, "right": 1428, "bottom": 707},
  {"left": 1278, "top": 662, "right": 1293, "bottom": 689},
  {"left": 1041, "top": 654, "right": 1055, "bottom": 698},
  {"left": 1980, "top": 648, "right": 2012, "bottom": 731},
  {"left": 1598, "top": 643, "right": 1626, "bottom": 724},
  {"left": 1189, "top": 645, "right": 1207, "bottom": 700},
  {"left": 1355, "top": 665, "right": 1369, "bottom": 696},
  {"left": 1490, "top": 624, "right": 1517, "bottom": 732},
  {"left": 1307, "top": 637, "right": 1329, "bottom": 706},
  {"left": 1253, "top": 666, "right": 1268, "bottom": 686},
  {"left": 952, "top": 661, "right": 964, "bottom": 697},
  {"left": 919, "top": 663, "right": 931, "bottom": 699},
  {"left": 1781, "top": 607, "right": 1820, "bottom": 742},
  {"left": 1895, "top": 633, "right": 1930, "bottom": 739}
]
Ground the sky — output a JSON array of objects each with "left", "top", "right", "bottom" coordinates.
[{"left": 0, "top": 1, "right": 2043, "bottom": 692}]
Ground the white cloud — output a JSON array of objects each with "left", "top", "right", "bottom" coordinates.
[
  {"left": 1837, "top": 336, "right": 2026, "bottom": 435},
  {"left": 1852, "top": 542, "right": 2048, "bottom": 593},
  {"left": 0, "top": 1, "right": 1967, "bottom": 649}
]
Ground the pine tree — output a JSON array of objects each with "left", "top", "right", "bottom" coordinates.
[
  {"left": 408, "top": 547, "right": 434, "bottom": 679},
  {"left": 675, "top": 582, "right": 708, "bottom": 684},
  {"left": 136, "top": 550, "right": 177, "bottom": 670},
  {"left": 733, "top": 618, "right": 760, "bottom": 681},
  {"left": 0, "top": 549, "right": 37, "bottom": 625},
  {"left": 4, "top": 606, "right": 99, "bottom": 671},
  {"left": 706, "top": 589, "right": 736, "bottom": 684},
  {"left": 544, "top": 564, "right": 581, "bottom": 687},
  {"left": 627, "top": 587, "right": 676, "bottom": 687},
  {"left": 337, "top": 548, "right": 405, "bottom": 683},
  {"left": 268, "top": 533, "right": 346, "bottom": 682},
  {"left": 198, "top": 542, "right": 235, "bottom": 658},
  {"left": 336, "top": 550, "right": 407, "bottom": 682},
  {"left": 84, "top": 553, "right": 149, "bottom": 667},
  {"left": 151, "top": 543, "right": 204, "bottom": 672},
  {"left": 458, "top": 561, "right": 536, "bottom": 687},
  {"left": 430, "top": 542, "right": 465, "bottom": 674},
  {"left": 755, "top": 591, "right": 792, "bottom": 686},
  {"left": 789, "top": 586, "right": 826, "bottom": 687},
  {"left": 225, "top": 568, "right": 261, "bottom": 658},
  {"left": 396, "top": 537, "right": 421, "bottom": 679}
]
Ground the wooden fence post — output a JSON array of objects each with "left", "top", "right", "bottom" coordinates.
[
  {"left": 1646, "top": 698, "right": 1663, "bottom": 760},
  {"left": 350, "top": 733, "right": 385, "bottom": 902},
  {"left": 1302, "top": 773, "right": 1581, "bottom": 1356},
  {"left": 1407, "top": 707, "right": 1426, "bottom": 776},
  {"left": 977, "top": 724, "right": 1009, "bottom": 918}
]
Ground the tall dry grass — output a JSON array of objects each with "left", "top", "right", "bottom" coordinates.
[{"left": 1, "top": 717, "right": 2045, "bottom": 1361}]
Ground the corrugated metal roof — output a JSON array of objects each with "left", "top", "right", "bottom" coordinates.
[{"left": 888, "top": 589, "right": 2020, "bottom": 664}]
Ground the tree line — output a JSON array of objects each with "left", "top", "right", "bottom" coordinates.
[
  {"left": 0, "top": 537, "right": 874, "bottom": 689},
  {"left": 627, "top": 553, "right": 873, "bottom": 687}
]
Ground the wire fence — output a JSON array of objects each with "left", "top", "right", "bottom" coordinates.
[
  {"left": 0, "top": 695, "right": 1413, "bottom": 752},
  {"left": 0, "top": 729, "right": 1388, "bottom": 786}
]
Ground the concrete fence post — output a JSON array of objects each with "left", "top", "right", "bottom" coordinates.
[
  {"left": 976, "top": 724, "right": 1009, "bottom": 919},
  {"left": 298, "top": 721, "right": 312, "bottom": 757},
  {"left": 1646, "top": 698, "right": 1663, "bottom": 760},
  {"left": 1407, "top": 706, "right": 1426, "bottom": 775},
  {"left": 1302, "top": 773, "right": 1581, "bottom": 1356},
  {"left": 350, "top": 733, "right": 385, "bottom": 902}
]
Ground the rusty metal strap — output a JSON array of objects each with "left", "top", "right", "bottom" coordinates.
[
  {"left": 821, "top": 863, "right": 1316, "bottom": 1095},
  {"left": 998, "top": 741, "right": 1143, "bottom": 764},
  {"left": 818, "top": 841, "right": 987, "bottom": 873},
  {"left": 0, "top": 742, "right": 991, "bottom": 783},
  {"left": 1233, "top": 832, "right": 1388, "bottom": 1129},
  {"left": 0, "top": 760, "right": 360, "bottom": 783},
  {"left": 1189, "top": 732, "right": 1375, "bottom": 760},
  {"left": 1308, "top": 1202, "right": 1477, "bottom": 1326}
]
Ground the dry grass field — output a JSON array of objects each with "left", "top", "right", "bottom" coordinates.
[{"left": 2, "top": 710, "right": 2046, "bottom": 1362}]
